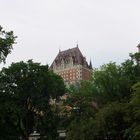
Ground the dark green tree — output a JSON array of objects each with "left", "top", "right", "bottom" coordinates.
[
  {"left": 93, "top": 102, "right": 129, "bottom": 140},
  {"left": 0, "top": 60, "right": 66, "bottom": 140},
  {"left": 93, "top": 58, "right": 140, "bottom": 106},
  {"left": 131, "top": 82, "right": 140, "bottom": 105},
  {"left": 65, "top": 53, "right": 140, "bottom": 140},
  {"left": 65, "top": 81, "right": 98, "bottom": 140},
  {"left": 125, "top": 82, "right": 140, "bottom": 140}
]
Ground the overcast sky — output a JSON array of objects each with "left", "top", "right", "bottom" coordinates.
[{"left": 0, "top": 0, "right": 140, "bottom": 68}]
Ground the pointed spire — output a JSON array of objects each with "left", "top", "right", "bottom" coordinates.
[
  {"left": 59, "top": 46, "right": 61, "bottom": 53},
  {"left": 89, "top": 59, "right": 93, "bottom": 69},
  {"left": 76, "top": 40, "right": 79, "bottom": 48}
]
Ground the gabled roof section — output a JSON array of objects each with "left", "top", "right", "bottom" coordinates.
[{"left": 50, "top": 46, "right": 90, "bottom": 69}]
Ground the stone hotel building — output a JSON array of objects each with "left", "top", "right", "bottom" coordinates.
[{"left": 50, "top": 45, "right": 93, "bottom": 85}]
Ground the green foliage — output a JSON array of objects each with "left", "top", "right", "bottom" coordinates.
[
  {"left": 66, "top": 54, "right": 140, "bottom": 140},
  {"left": 125, "top": 82, "right": 140, "bottom": 140},
  {"left": 69, "top": 80, "right": 95, "bottom": 98},
  {"left": 130, "top": 82, "right": 140, "bottom": 105},
  {"left": 93, "top": 62, "right": 131, "bottom": 104},
  {"left": 66, "top": 118, "right": 95, "bottom": 140},
  {"left": 66, "top": 81, "right": 97, "bottom": 119},
  {"left": 0, "top": 60, "right": 66, "bottom": 139},
  {"left": 0, "top": 25, "right": 16, "bottom": 63},
  {"left": 92, "top": 59, "right": 140, "bottom": 105},
  {"left": 66, "top": 102, "right": 129, "bottom": 140},
  {"left": 93, "top": 102, "right": 129, "bottom": 140},
  {"left": 130, "top": 52, "right": 140, "bottom": 65}
]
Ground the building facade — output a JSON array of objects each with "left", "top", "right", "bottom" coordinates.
[{"left": 50, "top": 45, "right": 92, "bottom": 85}]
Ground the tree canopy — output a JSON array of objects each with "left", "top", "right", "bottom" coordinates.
[
  {"left": 64, "top": 52, "right": 140, "bottom": 140},
  {"left": 0, "top": 60, "right": 66, "bottom": 140},
  {"left": 0, "top": 26, "right": 16, "bottom": 63}
]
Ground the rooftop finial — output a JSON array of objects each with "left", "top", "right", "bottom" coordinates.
[
  {"left": 76, "top": 40, "right": 79, "bottom": 48},
  {"left": 59, "top": 46, "right": 61, "bottom": 53}
]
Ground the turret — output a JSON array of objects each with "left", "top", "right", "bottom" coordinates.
[
  {"left": 137, "top": 43, "right": 140, "bottom": 53},
  {"left": 89, "top": 59, "right": 93, "bottom": 69}
]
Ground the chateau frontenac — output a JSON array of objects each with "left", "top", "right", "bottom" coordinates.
[{"left": 50, "top": 45, "right": 92, "bottom": 85}]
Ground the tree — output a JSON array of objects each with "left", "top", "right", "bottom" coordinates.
[
  {"left": 64, "top": 81, "right": 98, "bottom": 140},
  {"left": 0, "top": 60, "right": 66, "bottom": 139},
  {"left": 66, "top": 102, "right": 129, "bottom": 140},
  {"left": 0, "top": 25, "right": 16, "bottom": 63},
  {"left": 130, "top": 52, "right": 140, "bottom": 65},
  {"left": 130, "top": 82, "right": 140, "bottom": 105},
  {"left": 125, "top": 82, "right": 140, "bottom": 140},
  {"left": 66, "top": 118, "right": 95, "bottom": 140},
  {"left": 92, "top": 58, "right": 140, "bottom": 106},
  {"left": 92, "top": 102, "right": 129, "bottom": 140},
  {"left": 65, "top": 55, "right": 140, "bottom": 140}
]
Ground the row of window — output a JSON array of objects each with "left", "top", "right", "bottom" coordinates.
[
  {"left": 57, "top": 69, "right": 82, "bottom": 75},
  {"left": 62, "top": 74, "right": 82, "bottom": 81}
]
